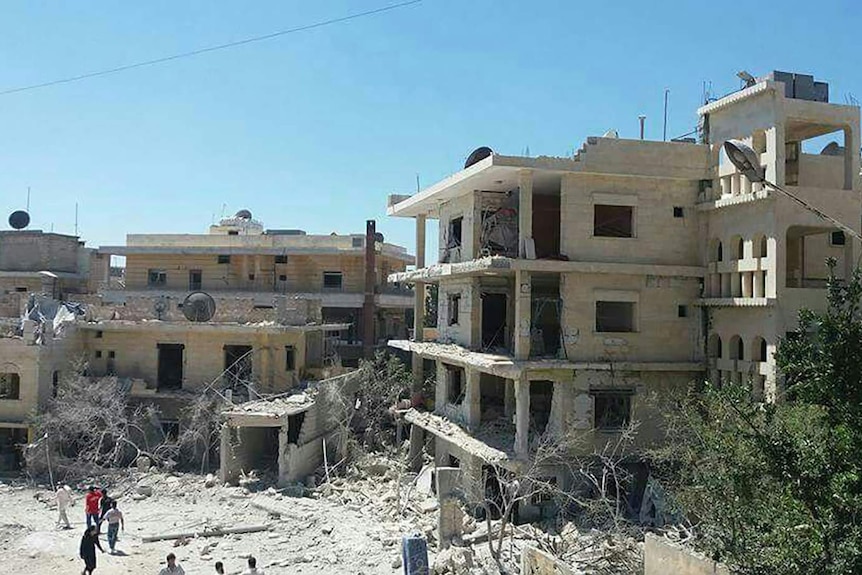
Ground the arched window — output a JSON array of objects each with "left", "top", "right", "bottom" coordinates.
[
  {"left": 716, "top": 241, "right": 723, "bottom": 262},
  {"left": 729, "top": 335, "right": 744, "bottom": 360},
  {"left": 759, "top": 236, "right": 768, "bottom": 258},
  {"left": 751, "top": 337, "right": 767, "bottom": 362},
  {"left": 730, "top": 235, "right": 744, "bottom": 260}
]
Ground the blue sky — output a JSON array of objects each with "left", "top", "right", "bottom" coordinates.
[{"left": 1, "top": 0, "right": 860, "bottom": 258}]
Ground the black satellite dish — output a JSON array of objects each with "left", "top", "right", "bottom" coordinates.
[
  {"left": 8, "top": 210, "right": 30, "bottom": 230},
  {"left": 182, "top": 292, "right": 217, "bottom": 322},
  {"left": 464, "top": 146, "right": 493, "bottom": 169}
]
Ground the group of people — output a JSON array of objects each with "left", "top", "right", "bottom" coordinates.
[
  {"left": 57, "top": 484, "right": 265, "bottom": 574},
  {"left": 158, "top": 554, "right": 266, "bottom": 575}
]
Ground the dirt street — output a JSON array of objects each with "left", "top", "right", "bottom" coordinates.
[{"left": 0, "top": 470, "right": 434, "bottom": 575}]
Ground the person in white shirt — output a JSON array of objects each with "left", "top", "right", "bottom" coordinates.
[
  {"left": 158, "top": 552, "right": 185, "bottom": 575},
  {"left": 103, "top": 501, "right": 124, "bottom": 553},
  {"left": 242, "top": 555, "right": 265, "bottom": 575},
  {"left": 56, "top": 485, "right": 73, "bottom": 529}
]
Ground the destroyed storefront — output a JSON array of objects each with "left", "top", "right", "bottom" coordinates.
[{"left": 220, "top": 371, "right": 358, "bottom": 487}]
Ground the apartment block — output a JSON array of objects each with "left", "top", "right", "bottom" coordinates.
[{"left": 387, "top": 70, "right": 860, "bottom": 507}]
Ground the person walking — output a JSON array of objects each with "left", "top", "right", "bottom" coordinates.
[
  {"left": 56, "top": 484, "right": 73, "bottom": 529},
  {"left": 214, "top": 561, "right": 225, "bottom": 574},
  {"left": 158, "top": 552, "right": 186, "bottom": 575},
  {"left": 242, "top": 556, "right": 265, "bottom": 575},
  {"left": 79, "top": 525, "right": 104, "bottom": 575},
  {"left": 84, "top": 486, "right": 102, "bottom": 529},
  {"left": 102, "top": 500, "right": 124, "bottom": 553},
  {"left": 98, "top": 488, "right": 114, "bottom": 523}
]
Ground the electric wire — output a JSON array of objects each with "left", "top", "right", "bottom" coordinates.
[{"left": 0, "top": 0, "right": 423, "bottom": 97}]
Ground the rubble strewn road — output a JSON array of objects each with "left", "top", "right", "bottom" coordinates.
[{"left": 0, "top": 463, "right": 447, "bottom": 574}]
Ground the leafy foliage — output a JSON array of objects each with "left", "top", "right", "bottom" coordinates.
[{"left": 657, "top": 264, "right": 862, "bottom": 574}]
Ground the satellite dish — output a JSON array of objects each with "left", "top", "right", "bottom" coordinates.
[
  {"left": 464, "top": 147, "right": 493, "bottom": 169},
  {"left": 235, "top": 209, "right": 253, "bottom": 220},
  {"left": 602, "top": 129, "right": 619, "bottom": 139},
  {"left": 8, "top": 210, "right": 30, "bottom": 230},
  {"left": 374, "top": 232, "right": 384, "bottom": 243},
  {"left": 182, "top": 292, "right": 216, "bottom": 322},
  {"left": 821, "top": 141, "right": 844, "bottom": 156}
]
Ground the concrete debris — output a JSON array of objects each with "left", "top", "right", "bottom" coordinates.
[
  {"left": 204, "top": 473, "right": 217, "bottom": 488},
  {"left": 432, "top": 545, "right": 474, "bottom": 575}
]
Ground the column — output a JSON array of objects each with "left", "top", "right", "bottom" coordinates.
[
  {"left": 435, "top": 361, "right": 447, "bottom": 411},
  {"left": 753, "top": 271, "right": 764, "bottom": 298},
  {"left": 408, "top": 424, "right": 424, "bottom": 472},
  {"left": 504, "top": 378, "right": 515, "bottom": 418},
  {"left": 240, "top": 255, "right": 249, "bottom": 288},
  {"left": 514, "top": 270, "right": 532, "bottom": 360},
  {"left": 464, "top": 368, "right": 481, "bottom": 429},
  {"left": 412, "top": 215, "right": 427, "bottom": 391},
  {"left": 844, "top": 126, "right": 859, "bottom": 190},
  {"left": 721, "top": 273, "right": 731, "bottom": 298},
  {"left": 730, "top": 272, "right": 741, "bottom": 297},
  {"left": 518, "top": 170, "right": 533, "bottom": 258},
  {"left": 514, "top": 378, "right": 530, "bottom": 458},
  {"left": 254, "top": 256, "right": 261, "bottom": 287},
  {"left": 766, "top": 125, "right": 786, "bottom": 187},
  {"left": 741, "top": 272, "right": 752, "bottom": 298}
]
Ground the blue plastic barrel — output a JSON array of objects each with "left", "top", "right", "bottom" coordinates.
[{"left": 402, "top": 533, "right": 429, "bottom": 575}]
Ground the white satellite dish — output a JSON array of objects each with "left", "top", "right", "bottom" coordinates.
[{"left": 602, "top": 129, "right": 619, "bottom": 139}]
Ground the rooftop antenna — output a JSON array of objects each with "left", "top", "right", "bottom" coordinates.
[
  {"left": 416, "top": 173, "right": 420, "bottom": 193},
  {"left": 638, "top": 115, "right": 646, "bottom": 140},
  {"left": 663, "top": 89, "right": 670, "bottom": 142},
  {"left": 737, "top": 70, "right": 756, "bottom": 88},
  {"left": 220, "top": 203, "right": 226, "bottom": 218},
  {"left": 74, "top": 202, "right": 78, "bottom": 236},
  {"left": 26, "top": 187, "right": 30, "bottom": 212}
]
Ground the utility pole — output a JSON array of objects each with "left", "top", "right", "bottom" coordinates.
[
  {"left": 663, "top": 89, "right": 670, "bottom": 141},
  {"left": 362, "top": 220, "right": 377, "bottom": 359}
]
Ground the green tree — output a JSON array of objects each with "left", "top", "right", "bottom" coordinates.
[{"left": 658, "top": 263, "right": 862, "bottom": 574}]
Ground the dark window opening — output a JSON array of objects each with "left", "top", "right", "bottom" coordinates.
[
  {"left": 448, "top": 217, "right": 463, "bottom": 247},
  {"left": 224, "top": 345, "right": 253, "bottom": 391},
  {"left": 531, "top": 275, "right": 562, "bottom": 358},
  {"left": 0, "top": 373, "right": 21, "bottom": 400},
  {"left": 95, "top": 350, "right": 102, "bottom": 359},
  {"left": 248, "top": 273, "right": 255, "bottom": 281},
  {"left": 287, "top": 411, "right": 306, "bottom": 444},
  {"left": 147, "top": 269, "right": 167, "bottom": 287},
  {"left": 831, "top": 231, "right": 846, "bottom": 246},
  {"left": 14, "top": 287, "right": 27, "bottom": 293},
  {"left": 481, "top": 293, "right": 507, "bottom": 349},
  {"left": 594, "top": 205, "right": 633, "bottom": 238},
  {"left": 533, "top": 193, "right": 561, "bottom": 258},
  {"left": 673, "top": 206, "right": 684, "bottom": 218},
  {"left": 596, "top": 301, "right": 635, "bottom": 333},
  {"left": 95, "top": 331, "right": 103, "bottom": 339},
  {"left": 275, "top": 255, "right": 289, "bottom": 264},
  {"left": 157, "top": 343, "right": 184, "bottom": 390},
  {"left": 759, "top": 339, "right": 767, "bottom": 362},
  {"left": 448, "top": 293, "right": 461, "bottom": 326},
  {"left": 285, "top": 346, "right": 296, "bottom": 371},
  {"left": 352, "top": 237, "right": 364, "bottom": 248},
  {"left": 678, "top": 305, "right": 688, "bottom": 318},
  {"left": 593, "top": 391, "right": 633, "bottom": 430},
  {"left": 52, "top": 371, "right": 59, "bottom": 398},
  {"left": 717, "top": 242, "right": 724, "bottom": 262},
  {"left": 448, "top": 454, "right": 460, "bottom": 468},
  {"left": 323, "top": 272, "right": 343, "bottom": 290},
  {"left": 217, "top": 255, "right": 231, "bottom": 264},
  {"left": 530, "top": 380, "right": 554, "bottom": 436},
  {"left": 445, "top": 365, "right": 464, "bottom": 404},
  {"left": 108, "top": 351, "right": 116, "bottom": 359},
  {"left": 161, "top": 420, "right": 180, "bottom": 440},
  {"left": 227, "top": 230, "right": 239, "bottom": 236},
  {"left": 479, "top": 373, "right": 507, "bottom": 424},
  {"left": 189, "top": 270, "right": 202, "bottom": 291},
  {"left": 278, "top": 274, "right": 288, "bottom": 282}
]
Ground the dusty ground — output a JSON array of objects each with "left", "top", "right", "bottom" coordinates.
[{"left": 0, "top": 466, "right": 441, "bottom": 575}]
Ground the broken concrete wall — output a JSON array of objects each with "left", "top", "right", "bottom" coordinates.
[
  {"left": 521, "top": 546, "right": 577, "bottom": 575},
  {"left": 643, "top": 533, "right": 730, "bottom": 575},
  {"left": 436, "top": 278, "right": 480, "bottom": 348},
  {"left": 439, "top": 193, "right": 480, "bottom": 264}
]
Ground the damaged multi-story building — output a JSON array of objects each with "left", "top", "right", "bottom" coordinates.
[
  {"left": 0, "top": 210, "right": 413, "bottom": 470},
  {"left": 387, "top": 70, "right": 860, "bottom": 508},
  {"left": 0, "top": 227, "right": 110, "bottom": 469}
]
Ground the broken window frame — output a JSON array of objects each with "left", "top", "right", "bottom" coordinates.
[
  {"left": 147, "top": 269, "right": 167, "bottom": 287},
  {"left": 447, "top": 216, "right": 464, "bottom": 248},
  {"left": 217, "top": 255, "right": 231, "bottom": 264},
  {"left": 595, "top": 301, "right": 636, "bottom": 333},
  {"left": 830, "top": 231, "right": 846, "bottom": 246},
  {"left": 322, "top": 271, "right": 343, "bottom": 290},
  {"left": 0, "top": 373, "right": 20, "bottom": 400},
  {"left": 274, "top": 255, "right": 289, "bottom": 264},
  {"left": 592, "top": 390, "right": 633, "bottom": 430},
  {"left": 593, "top": 204, "right": 634, "bottom": 238},
  {"left": 445, "top": 365, "right": 464, "bottom": 405}
]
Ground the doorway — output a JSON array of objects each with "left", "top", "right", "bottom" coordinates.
[
  {"left": 157, "top": 344, "right": 184, "bottom": 390},
  {"left": 481, "top": 292, "right": 508, "bottom": 350}
]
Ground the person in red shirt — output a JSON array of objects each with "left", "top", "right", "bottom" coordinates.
[{"left": 84, "top": 486, "right": 102, "bottom": 529}]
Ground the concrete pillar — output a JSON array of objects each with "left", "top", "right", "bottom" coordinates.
[
  {"left": 254, "top": 256, "right": 261, "bottom": 285},
  {"left": 472, "top": 190, "right": 483, "bottom": 260},
  {"left": 731, "top": 173, "right": 740, "bottom": 196},
  {"left": 518, "top": 170, "right": 533, "bottom": 258},
  {"left": 514, "top": 270, "right": 531, "bottom": 360},
  {"left": 844, "top": 126, "right": 859, "bottom": 190},
  {"left": 753, "top": 271, "right": 765, "bottom": 298},
  {"left": 721, "top": 273, "right": 731, "bottom": 298},
  {"left": 464, "top": 368, "right": 481, "bottom": 429},
  {"left": 277, "top": 426, "right": 289, "bottom": 486},
  {"left": 241, "top": 256, "right": 249, "bottom": 287},
  {"left": 218, "top": 424, "right": 235, "bottom": 484},
  {"left": 435, "top": 361, "right": 447, "bottom": 411},
  {"left": 504, "top": 378, "right": 515, "bottom": 418},
  {"left": 514, "top": 378, "right": 530, "bottom": 458},
  {"left": 408, "top": 424, "right": 424, "bottom": 472},
  {"left": 741, "top": 272, "right": 752, "bottom": 298},
  {"left": 766, "top": 125, "right": 786, "bottom": 187},
  {"left": 412, "top": 215, "right": 427, "bottom": 392}
]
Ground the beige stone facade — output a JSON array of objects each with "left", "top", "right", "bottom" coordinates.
[{"left": 387, "top": 71, "right": 860, "bottom": 498}]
